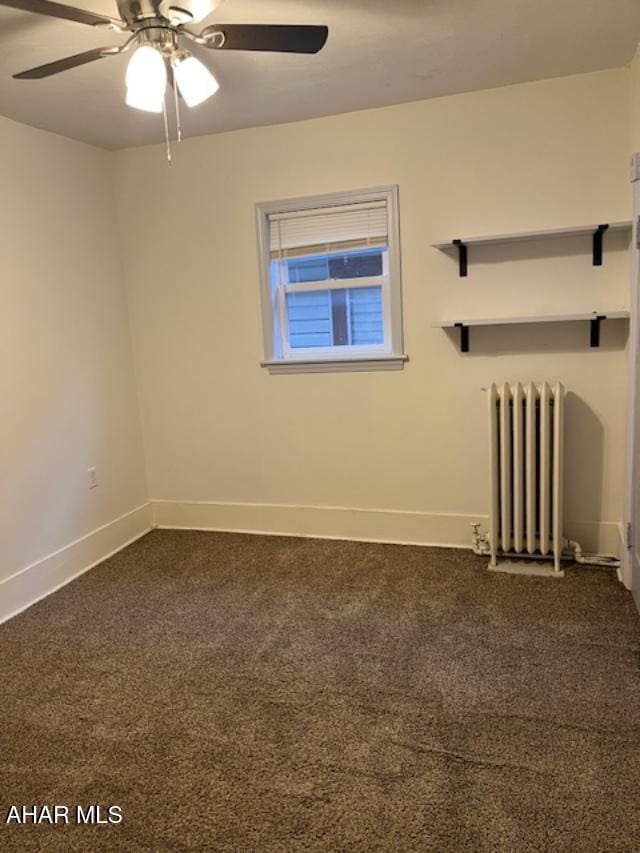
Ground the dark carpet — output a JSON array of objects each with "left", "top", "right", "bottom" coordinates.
[{"left": 1, "top": 530, "right": 640, "bottom": 852}]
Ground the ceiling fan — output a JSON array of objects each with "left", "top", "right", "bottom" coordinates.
[{"left": 1, "top": 0, "right": 329, "bottom": 113}]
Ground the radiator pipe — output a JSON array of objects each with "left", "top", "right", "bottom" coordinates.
[
  {"left": 566, "top": 540, "right": 621, "bottom": 569},
  {"left": 471, "top": 525, "right": 621, "bottom": 569}
]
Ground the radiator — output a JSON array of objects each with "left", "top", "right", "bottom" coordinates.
[{"left": 488, "top": 382, "right": 565, "bottom": 572}]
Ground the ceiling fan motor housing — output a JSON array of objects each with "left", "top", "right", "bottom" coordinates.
[
  {"left": 117, "top": 0, "right": 164, "bottom": 26},
  {"left": 135, "top": 22, "right": 179, "bottom": 55},
  {"left": 116, "top": 0, "right": 218, "bottom": 27}
]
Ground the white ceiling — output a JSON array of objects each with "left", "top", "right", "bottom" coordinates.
[{"left": 0, "top": 0, "right": 639, "bottom": 150}]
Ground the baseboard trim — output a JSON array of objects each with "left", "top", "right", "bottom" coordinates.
[
  {"left": 0, "top": 503, "right": 152, "bottom": 625},
  {"left": 152, "top": 500, "right": 482, "bottom": 548},
  {"left": 156, "top": 524, "right": 473, "bottom": 550},
  {"left": 152, "top": 500, "right": 623, "bottom": 557}
]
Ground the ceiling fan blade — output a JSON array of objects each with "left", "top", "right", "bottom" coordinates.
[
  {"left": 13, "top": 46, "right": 120, "bottom": 79},
  {"left": 0, "top": 0, "right": 124, "bottom": 28},
  {"left": 201, "top": 24, "right": 328, "bottom": 54}
]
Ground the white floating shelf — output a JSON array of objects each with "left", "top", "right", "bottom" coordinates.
[
  {"left": 432, "top": 221, "right": 632, "bottom": 277},
  {"left": 431, "top": 221, "right": 631, "bottom": 250},
  {"left": 435, "top": 310, "right": 630, "bottom": 329},
  {"left": 435, "top": 310, "right": 630, "bottom": 352}
]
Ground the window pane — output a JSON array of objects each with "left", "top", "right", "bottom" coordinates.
[
  {"left": 286, "top": 248, "right": 384, "bottom": 284},
  {"left": 285, "top": 286, "right": 384, "bottom": 349},
  {"left": 348, "top": 286, "right": 384, "bottom": 345},
  {"left": 287, "top": 257, "right": 329, "bottom": 283},
  {"left": 286, "top": 290, "right": 333, "bottom": 348},
  {"left": 329, "top": 251, "right": 383, "bottom": 279},
  {"left": 280, "top": 248, "right": 386, "bottom": 350}
]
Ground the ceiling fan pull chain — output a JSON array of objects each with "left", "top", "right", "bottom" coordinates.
[
  {"left": 173, "top": 78, "right": 182, "bottom": 143},
  {"left": 162, "top": 94, "right": 172, "bottom": 164}
]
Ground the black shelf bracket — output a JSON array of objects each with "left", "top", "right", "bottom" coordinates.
[
  {"left": 593, "top": 224, "right": 609, "bottom": 266},
  {"left": 454, "top": 322, "right": 469, "bottom": 352},
  {"left": 590, "top": 314, "right": 606, "bottom": 348},
  {"left": 452, "top": 239, "right": 468, "bottom": 277}
]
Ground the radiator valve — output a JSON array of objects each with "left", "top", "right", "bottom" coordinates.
[{"left": 471, "top": 523, "right": 491, "bottom": 555}]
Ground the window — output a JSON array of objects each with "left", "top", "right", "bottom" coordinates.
[{"left": 256, "top": 186, "right": 406, "bottom": 373}]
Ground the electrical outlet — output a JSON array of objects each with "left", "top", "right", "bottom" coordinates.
[{"left": 88, "top": 467, "right": 98, "bottom": 490}]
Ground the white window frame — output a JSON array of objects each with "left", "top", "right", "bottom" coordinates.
[{"left": 256, "top": 186, "right": 407, "bottom": 374}]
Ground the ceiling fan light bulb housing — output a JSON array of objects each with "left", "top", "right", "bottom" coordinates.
[
  {"left": 173, "top": 54, "right": 219, "bottom": 107},
  {"left": 125, "top": 86, "right": 164, "bottom": 113},
  {"left": 125, "top": 45, "right": 167, "bottom": 112}
]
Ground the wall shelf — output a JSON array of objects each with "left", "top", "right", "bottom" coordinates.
[
  {"left": 432, "top": 221, "right": 632, "bottom": 277},
  {"left": 435, "top": 310, "right": 630, "bottom": 352}
]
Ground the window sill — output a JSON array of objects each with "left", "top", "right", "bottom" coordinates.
[{"left": 260, "top": 355, "right": 408, "bottom": 374}]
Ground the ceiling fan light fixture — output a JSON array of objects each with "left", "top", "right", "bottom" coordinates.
[
  {"left": 125, "top": 45, "right": 167, "bottom": 113},
  {"left": 125, "top": 85, "right": 164, "bottom": 113},
  {"left": 172, "top": 53, "right": 219, "bottom": 107}
]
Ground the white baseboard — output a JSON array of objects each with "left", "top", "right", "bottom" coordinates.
[
  {"left": 152, "top": 499, "right": 622, "bottom": 556},
  {"left": 152, "top": 500, "right": 481, "bottom": 548},
  {"left": 0, "top": 503, "right": 152, "bottom": 625}
]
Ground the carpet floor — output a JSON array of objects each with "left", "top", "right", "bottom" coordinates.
[{"left": 1, "top": 530, "right": 640, "bottom": 852}]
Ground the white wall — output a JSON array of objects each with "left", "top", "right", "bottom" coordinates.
[
  {"left": 0, "top": 117, "right": 149, "bottom": 620},
  {"left": 112, "top": 68, "right": 632, "bottom": 553}
]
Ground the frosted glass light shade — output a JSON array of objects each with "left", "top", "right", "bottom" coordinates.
[
  {"left": 125, "top": 46, "right": 167, "bottom": 113},
  {"left": 173, "top": 55, "right": 219, "bottom": 107}
]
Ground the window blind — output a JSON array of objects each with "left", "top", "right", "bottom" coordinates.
[{"left": 269, "top": 200, "right": 388, "bottom": 260}]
